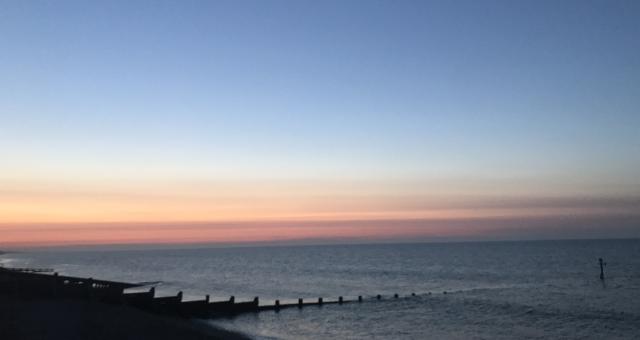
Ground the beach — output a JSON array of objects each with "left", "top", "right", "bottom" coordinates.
[{"left": 0, "top": 294, "right": 248, "bottom": 340}]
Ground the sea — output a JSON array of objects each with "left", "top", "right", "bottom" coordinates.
[{"left": 2, "top": 239, "right": 640, "bottom": 339}]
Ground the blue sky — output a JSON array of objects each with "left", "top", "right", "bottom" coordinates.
[{"left": 1, "top": 1, "right": 639, "bottom": 245}]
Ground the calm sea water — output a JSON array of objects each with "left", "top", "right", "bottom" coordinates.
[{"left": 3, "top": 239, "right": 640, "bottom": 339}]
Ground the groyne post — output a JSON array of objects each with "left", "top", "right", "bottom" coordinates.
[
  {"left": 52, "top": 272, "right": 59, "bottom": 297},
  {"left": 298, "top": 298, "right": 303, "bottom": 308},
  {"left": 358, "top": 295, "right": 362, "bottom": 302},
  {"left": 599, "top": 258, "right": 606, "bottom": 280},
  {"left": 339, "top": 296, "right": 343, "bottom": 304},
  {"left": 229, "top": 296, "right": 235, "bottom": 304},
  {"left": 318, "top": 297, "right": 323, "bottom": 305}
]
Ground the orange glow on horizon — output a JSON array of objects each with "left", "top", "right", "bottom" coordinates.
[{"left": 2, "top": 179, "right": 639, "bottom": 247}]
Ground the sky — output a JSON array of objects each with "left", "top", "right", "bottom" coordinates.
[{"left": 1, "top": 0, "right": 639, "bottom": 248}]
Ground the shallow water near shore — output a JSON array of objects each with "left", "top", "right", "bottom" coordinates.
[{"left": 4, "top": 239, "right": 640, "bottom": 339}]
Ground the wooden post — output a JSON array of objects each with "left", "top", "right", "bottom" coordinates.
[
  {"left": 358, "top": 295, "right": 362, "bottom": 302},
  {"left": 318, "top": 297, "right": 323, "bottom": 305},
  {"left": 177, "top": 291, "right": 183, "bottom": 302},
  {"left": 411, "top": 292, "right": 416, "bottom": 296},
  {"left": 229, "top": 296, "right": 235, "bottom": 303},
  {"left": 599, "top": 258, "right": 606, "bottom": 280},
  {"left": 298, "top": 298, "right": 303, "bottom": 308},
  {"left": 275, "top": 299, "right": 280, "bottom": 309},
  {"left": 205, "top": 294, "right": 210, "bottom": 303},
  {"left": 394, "top": 293, "right": 398, "bottom": 298},
  {"left": 253, "top": 296, "right": 259, "bottom": 306},
  {"left": 376, "top": 294, "right": 381, "bottom": 300},
  {"left": 52, "top": 272, "right": 59, "bottom": 298},
  {"left": 339, "top": 296, "right": 343, "bottom": 304}
]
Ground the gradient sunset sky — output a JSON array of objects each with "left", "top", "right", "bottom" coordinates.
[{"left": 1, "top": 0, "right": 639, "bottom": 247}]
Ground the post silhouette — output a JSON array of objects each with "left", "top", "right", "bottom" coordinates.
[
  {"left": 599, "top": 258, "right": 606, "bottom": 280},
  {"left": 52, "top": 272, "right": 59, "bottom": 297}
]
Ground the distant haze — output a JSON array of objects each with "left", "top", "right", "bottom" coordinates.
[{"left": 1, "top": 1, "right": 639, "bottom": 247}]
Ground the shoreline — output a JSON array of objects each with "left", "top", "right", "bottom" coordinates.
[{"left": 0, "top": 294, "right": 250, "bottom": 340}]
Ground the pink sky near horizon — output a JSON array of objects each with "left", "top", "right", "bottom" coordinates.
[
  {"left": 1, "top": 177, "right": 638, "bottom": 248},
  {"left": 1, "top": 173, "right": 639, "bottom": 248},
  {"left": 3, "top": 213, "right": 639, "bottom": 248},
  {"left": 0, "top": 211, "right": 510, "bottom": 247}
]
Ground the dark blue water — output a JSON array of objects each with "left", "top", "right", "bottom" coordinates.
[{"left": 3, "top": 240, "right": 640, "bottom": 339}]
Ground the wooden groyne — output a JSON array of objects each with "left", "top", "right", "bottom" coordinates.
[
  {"left": 0, "top": 267, "right": 141, "bottom": 302},
  {"left": 1, "top": 267, "right": 420, "bottom": 319}
]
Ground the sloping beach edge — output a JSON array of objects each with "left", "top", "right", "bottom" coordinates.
[{"left": 0, "top": 294, "right": 250, "bottom": 340}]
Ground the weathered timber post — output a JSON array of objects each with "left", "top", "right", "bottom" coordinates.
[
  {"left": 229, "top": 296, "right": 235, "bottom": 304},
  {"left": 205, "top": 295, "right": 210, "bottom": 303},
  {"left": 318, "top": 297, "right": 323, "bottom": 305},
  {"left": 298, "top": 298, "right": 303, "bottom": 308},
  {"left": 253, "top": 296, "right": 259, "bottom": 307},
  {"left": 177, "top": 291, "right": 183, "bottom": 302},
  {"left": 358, "top": 295, "right": 362, "bottom": 302},
  {"left": 376, "top": 294, "right": 381, "bottom": 300},
  {"left": 339, "top": 296, "right": 343, "bottom": 304},
  {"left": 599, "top": 258, "right": 606, "bottom": 280},
  {"left": 52, "top": 272, "right": 59, "bottom": 298},
  {"left": 275, "top": 300, "right": 280, "bottom": 310}
]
